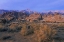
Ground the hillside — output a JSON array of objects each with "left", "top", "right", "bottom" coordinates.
[
  {"left": 0, "top": 9, "right": 64, "bottom": 23},
  {"left": 0, "top": 9, "right": 64, "bottom": 42}
]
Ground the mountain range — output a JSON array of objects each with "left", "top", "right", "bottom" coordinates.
[{"left": 0, "top": 9, "right": 64, "bottom": 23}]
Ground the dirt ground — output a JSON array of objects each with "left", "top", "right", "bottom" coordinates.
[{"left": 0, "top": 32, "right": 36, "bottom": 42}]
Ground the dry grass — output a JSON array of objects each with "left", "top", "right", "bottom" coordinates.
[
  {"left": 20, "top": 23, "right": 34, "bottom": 36},
  {"left": 19, "top": 22, "right": 57, "bottom": 42},
  {"left": 9, "top": 23, "right": 18, "bottom": 30},
  {"left": 0, "top": 23, "right": 5, "bottom": 29},
  {"left": 8, "top": 23, "right": 22, "bottom": 32},
  {"left": 1, "top": 21, "right": 63, "bottom": 42},
  {"left": 30, "top": 23, "right": 57, "bottom": 42},
  {"left": 57, "top": 23, "right": 64, "bottom": 28}
]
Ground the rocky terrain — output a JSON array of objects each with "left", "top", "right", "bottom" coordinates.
[
  {"left": 0, "top": 9, "right": 64, "bottom": 42},
  {"left": 0, "top": 10, "right": 64, "bottom": 23}
]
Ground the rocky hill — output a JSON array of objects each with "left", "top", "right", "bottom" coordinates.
[
  {"left": 0, "top": 9, "right": 64, "bottom": 23},
  {"left": 0, "top": 9, "right": 64, "bottom": 42}
]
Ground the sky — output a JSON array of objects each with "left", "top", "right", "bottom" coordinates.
[{"left": 0, "top": 0, "right": 64, "bottom": 12}]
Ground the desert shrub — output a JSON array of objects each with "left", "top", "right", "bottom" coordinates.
[
  {"left": 30, "top": 22, "right": 40, "bottom": 31},
  {"left": 20, "top": 23, "right": 34, "bottom": 36},
  {"left": 32, "top": 24, "right": 56, "bottom": 42},
  {"left": 0, "top": 23, "right": 5, "bottom": 29},
  {"left": 0, "top": 19, "right": 7, "bottom": 24},
  {"left": 0, "top": 28, "right": 8, "bottom": 32},
  {"left": 0, "top": 23, "right": 8, "bottom": 32},
  {"left": 20, "top": 22, "right": 56, "bottom": 42},
  {"left": 2, "top": 36, "right": 11, "bottom": 40},
  {"left": 8, "top": 23, "right": 22, "bottom": 32},
  {"left": 57, "top": 23, "right": 64, "bottom": 28},
  {"left": 9, "top": 23, "right": 18, "bottom": 29}
]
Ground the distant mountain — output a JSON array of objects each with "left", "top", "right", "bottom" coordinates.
[
  {"left": 0, "top": 10, "right": 8, "bottom": 14},
  {"left": 0, "top": 9, "right": 64, "bottom": 23},
  {"left": 0, "top": 9, "right": 64, "bottom": 14},
  {"left": 0, "top": 9, "right": 64, "bottom": 22},
  {"left": 0, "top": 9, "right": 14, "bottom": 14},
  {"left": 20, "top": 9, "right": 34, "bottom": 15},
  {"left": 0, "top": 11, "right": 30, "bottom": 22},
  {"left": 0, "top": 9, "right": 19, "bottom": 14}
]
